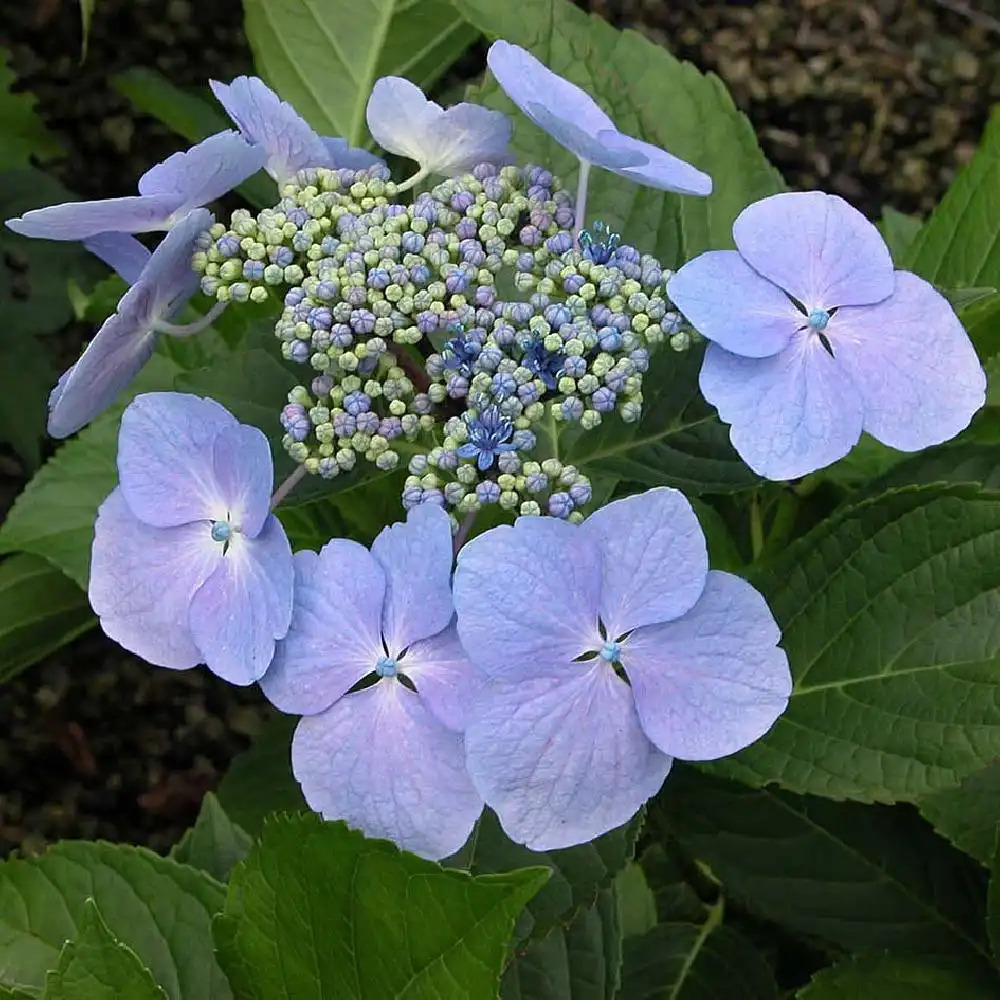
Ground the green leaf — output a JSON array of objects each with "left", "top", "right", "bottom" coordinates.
[
  {"left": 215, "top": 714, "right": 306, "bottom": 835},
  {"left": 213, "top": 814, "right": 549, "bottom": 1000},
  {"left": 452, "top": 0, "right": 784, "bottom": 268},
  {"left": 620, "top": 911, "right": 779, "bottom": 1000},
  {"left": 0, "top": 553, "right": 94, "bottom": 684},
  {"left": 110, "top": 68, "right": 274, "bottom": 209},
  {"left": 708, "top": 485, "right": 1000, "bottom": 802},
  {"left": 565, "top": 345, "right": 759, "bottom": 495},
  {"left": 0, "top": 332, "right": 55, "bottom": 469},
  {"left": 501, "top": 887, "right": 621, "bottom": 1000},
  {"left": 989, "top": 825, "right": 1000, "bottom": 962},
  {"left": 878, "top": 205, "right": 923, "bottom": 261},
  {"left": 242, "top": 0, "right": 478, "bottom": 147},
  {"left": 657, "top": 768, "right": 991, "bottom": 965},
  {"left": 614, "top": 863, "right": 657, "bottom": 940},
  {"left": 0, "top": 354, "right": 181, "bottom": 587},
  {"left": 77, "top": 0, "right": 96, "bottom": 61},
  {"left": 460, "top": 809, "right": 641, "bottom": 946},
  {"left": 904, "top": 106, "right": 1000, "bottom": 288},
  {"left": 170, "top": 792, "right": 252, "bottom": 882},
  {"left": 0, "top": 51, "right": 62, "bottom": 169},
  {"left": 920, "top": 761, "right": 1000, "bottom": 865},
  {"left": 42, "top": 900, "right": 166, "bottom": 1000},
  {"left": 0, "top": 841, "right": 228, "bottom": 998},
  {"left": 796, "top": 954, "right": 1000, "bottom": 999}
]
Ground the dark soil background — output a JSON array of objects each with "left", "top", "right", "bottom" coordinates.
[{"left": 1, "top": 0, "right": 999, "bottom": 857}]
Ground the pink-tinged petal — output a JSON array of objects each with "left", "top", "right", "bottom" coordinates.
[
  {"left": 830, "top": 270, "right": 986, "bottom": 451},
  {"left": 47, "top": 299, "right": 158, "bottom": 439},
  {"left": 187, "top": 515, "right": 294, "bottom": 685},
  {"left": 5, "top": 193, "right": 181, "bottom": 241},
  {"left": 733, "top": 191, "right": 895, "bottom": 309},
  {"left": 260, "top": 542, "right": 386, "bottom": 715},
  {"left": 454, "top": 516, "right": 602, "bottom": 680},
  {"left": 211, "top": 424, "right": 273, "bottom": 540},
  {"left": 83, "top": 232, "right": 151, "bottom": 285},
  {"left": 321, "top": 137, "right": 384, "bottom": 171},
  {"left": 89, "top": 488, "right": 220, "bottom": 668},
  {"left": 623, "top": 571, "right": 790, "bottom": 761},
  {"left": 486, "top": 41, "right": 624, "bottom": 166},
  {"left": 366, "top": 78, "right": 510, "bottom": 176},
  {"left": 403, "top": 622, "right": 482, "bottom": 733},
  {"left": 700, "top": 337, "right": 864, "bottom": 481},
  {"left": 465, "top": 666, "right": 671, "bottom": 850},
  {"left": 603, "top": 131, "right": 713, "bottom": 197},
  {"left": 581, "top": 487, "right": 708, "bottom": 638},
  {"left": 292, "top": 680, "right": 483, "bottom": 860},
  {"left": 667, "top": 251, "right": 803, "bottom": 358},
  {"left": 138, "top": 129, "right": 267, "bottom": 203},
  {"left": 117, "top": 391, "right": 237, "bottom": 527},
  {"left": 371, "top": 503, "right": 454, "bottom": 656}
]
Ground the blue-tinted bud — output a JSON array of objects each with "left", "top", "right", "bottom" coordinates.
[
  {"left": 548, "top": 492, "right": 573, "bottom": 518},
  {"left": 476, "top": 481, "right": 501, "bottom": 504}
]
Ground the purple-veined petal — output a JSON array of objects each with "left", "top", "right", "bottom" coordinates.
[
  {"left": 465, "top": 665, "right": 671, "bottom": 850},
  {"left": 830, "top": 270, "right": 986, "bottom": 451},
  {"left": 602, "top": 130, "right": 713, "bottom": 197},
  {"left": 581, "top": 487, "right": 708, "bottom": 638},
  {"left": 138, "top": 129, "right": 266, "bottom": 207},
  {"left": 89, "top": 488, "right": 221, "bottom": 668},
  {"left": 83, "top": 232, "right": 151, "bottom": 285},
  {"left": 137, "top": 207, "right": 210, "bottom": 315},
  {"left": 371, "top": 502, "right": 454, "bottom": 655},
  {"left": 209, "top": 78, "right": 327, "bottom": 183},
  {"left": 623, "top": 572, "right": 790, "bottom": 760},
  {"left": 321, "top": 137, "right": 384, "bottom": 171},
  {"left": 700, "top": 337, "right": 864, "bottom": 481},
  {"left": 260, "top": 542, "right": 386, "bottom": 715},
  {"left": 211, "top": 423, "right": 273, "bottom": 539},
  {"left": 732, "top": 191, "right": 895, "bottom": 309},
  {"left": 187, "top": 514, "right": 294, "bottom": 685},
  {"left": 453, "top": 516, "right": 602, "bottom": 681},
  {"left": 366, "top": 77, "right": 511, "bottom": 176},
  {"left": 403, "top": 622, "right": 482, "bottom": 733},
  {"left": 525, "top": 105, "right": 645, "bottom": 168},
  {"left": 117, "top": 391, "right": 237, "bottom": 527},
  {"left": 47, "top": 290, "right": 159, "bottom": 439},
  {"left": 5, "top": 192, "right": 182, "bottom": 241},
  {"left": 292, "top": 679, "right": 483, "bottom": 860},
  {"left": 667, "top": 250, "right": 803, "bottom": 358}
]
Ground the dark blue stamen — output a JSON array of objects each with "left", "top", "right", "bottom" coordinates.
[{"left": 578, "top": 220, "right": 621, "bottom": 264}]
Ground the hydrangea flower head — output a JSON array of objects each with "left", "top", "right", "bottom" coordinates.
[
  {"left": 211, "top": 75, "right": 381, "bottom": 183},
  {"left": 260, "top": 503, "right": 483, "bottom": 860},
  {"left": 89, "top": 392, "right": 294, "bottom": 685},
  {"left": 453, "top": 487, "right": 790, "bottom": 850},
  {"left": 49, "top": 209, "right": 212, "bottom": 438},
  {"left": 486, "top": 40, "right": 711, "bottom": 197},
  {"left": 5, "top": 132, "right": 264, "bottom": 241},
  {"left": 366, "top": 77, "right": 512, "bottom": 179},
  {"left": 667, "top": 191, "right": 987, "bottom": 480}
]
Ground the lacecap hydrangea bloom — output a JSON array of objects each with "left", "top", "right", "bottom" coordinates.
[
  {"left": 667, "top": 191, "right": 986, "bottom": 480},
  {"left": 260, "top": 503, "right": 482, "bottom": 861},
  {"left": 453, "top": 487, "right": 791, "bottom": 850},
  {"left": 90, "top": 392, "right": 294, "bottom": 685}
]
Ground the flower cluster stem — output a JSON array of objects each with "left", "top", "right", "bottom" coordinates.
[
  {"left": 271, "top": 464, "right": 307, "bottom": 508},
  {"left": 453, "top": 509, "right": 478, "bottom": 556},
  {"left": 154, "top": 300, "right": 228, "bottom": 337},
  {"left": 572, "top": 159, "right": 592, "bottom": 239}
]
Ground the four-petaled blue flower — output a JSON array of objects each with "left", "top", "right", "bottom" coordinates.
[
  {"left": 667, "top": 191, "right": 987, "bottom": 480},
  {"left": 442, "top": 328, "right": 480, "bottom": 378},
  {"left": 259, "top": 504, "right": 483, "bottom": 860},
  {"left": 486, "top": 40, "right": 712, "bottom": 197},
  {"left": 457, "top": 405, "right": 520, "bottom": 470},
  {"left": 89, "top": 392, "right": 294, "bottom": 685},
  {"left": 452, "top": 487, "right": 791, "bottom": 850},
  {"left": 48, "top": 210, "right": 213, "bottom": 438},
  {"left": 5, "top": 132, "right": 264, "bottom": 241}
]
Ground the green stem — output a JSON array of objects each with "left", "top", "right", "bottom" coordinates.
[
  {"left": 394, "top": 165, "right": 430, "bottom": 194},
  {"left": 749, "top": 492, "right": 764, "bottom": 561}
]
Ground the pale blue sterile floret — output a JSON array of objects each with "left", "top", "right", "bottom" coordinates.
[
  {"left": 259, "top": 503, "right": 484, "bottom": 861},
  {"left": 88, "top": 392, "right": 294, "bottom": 686},
  {"left": 486, "top": 40, "right": 712, "bottom": 197},
  {"left": 366, "top": 76, "right": 512, "bottom": 181},
  {"left": 211, "top": 75, "right": 382, "bottom": 183},
  {"left": 452, "top": 487, "right": 791, "bottom": 850},
  {"left": 666, "top": 191, "right": 987, "bottom": 480},
  {"left": 48, "top": 209, "right": 214, "bottom": 439},
  {"left": 4, "top": 131, "right": 265, "bottom": 241}
]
